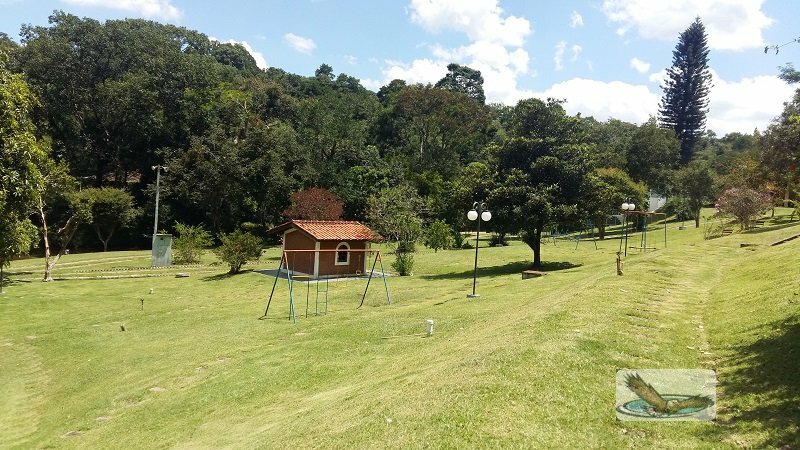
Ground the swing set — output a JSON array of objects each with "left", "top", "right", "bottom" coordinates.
[
  {"left": 259, "top": 249, "right": 391, "bottom": 323},
  {"left": 619, "top": 211, "right": 668, "bottom": 256}
]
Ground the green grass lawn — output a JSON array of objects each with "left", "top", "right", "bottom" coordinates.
[{"left": 1, "top": 211, "right": 799, "bottom": 448}]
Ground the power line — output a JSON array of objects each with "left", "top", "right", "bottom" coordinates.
[{"left": 765, "top": 37, "right": 800, "bottom": 55}]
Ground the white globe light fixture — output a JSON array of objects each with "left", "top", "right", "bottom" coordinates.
[
  {"left": 620, "top": 199, "right": 635, "bottom": 257},
  {"left": 467, "top": 201, "right": 490, "bottom": 298}
]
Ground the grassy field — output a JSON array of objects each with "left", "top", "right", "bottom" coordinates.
[{"left": 1, "top": 211, "right": 799, "bottom": 448}]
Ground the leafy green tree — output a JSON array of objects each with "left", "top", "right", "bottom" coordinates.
[
  {"left": 211, "top": 41, "right": 259, "bottom": 73},
  {"left": 378, "top": 84, "right": 492, "bottom": 177},
  {"left": 659, "top": 17, "right": 712, "bottom": 164},
  {"left": 333, "top": 159, "right": 392, "bottom": 220},
  {"left": 779, "top": 63, "right": 800, "bottom": 84},
  {"left": 173, "top": 223, "right": 213, "bottom": 264},
  {"left": 214, "top": 230, "right": 263, "bottom": 274},
  {"left": 376, "top": 79, "right": 406, "bottom": 106},
  {"left": 626, "top": 118, "right": 680, "bottom": 192},
  {"left": 581, "top": 168, "right": 647, "bottom": 239},
  {"left": 760, "top": 91, "right": 800, "bottom": 206},
  {"left": 164, "top": 127, "right": 248, "bottom": 233},
  {"left": 18, "top": 12, "right": 219, "bottom": 187},
  {"left": 674, "top": 160, "right": 716, "bottom": 227},
  {"left": 367, "top": 185, "right": 424, "bottom": 276},
  {"left": 37, "top": 163, "right": 93, "bottom": 281},
  {"left": 492, "top": 98, "right": 594, "bottom": 268},
  {"left": 315, "top": 63, "right": 334, "bottom": 81},
  {"left": 77, "top": 187, "right": 137, "bottom": 251},
  {"left": 0, "top": 53, "right": 49, "bottom": 286},
  {"left": 444, "top": 162, "right": 498, "bottom": 239},
  {"left": 0, "top": 218, "right": 37, "bottom": 292},
  {"left": 424, "top": 220, "right": 454, "bottom": 252},
  {"left": 585, "top": 117, "right": 637, "bottom": 169},
  {"left": 435, "top": 63, "right": 486, "bottom": 104},
  {"left": 0, "top": 52, "right": 46, "bottom": 232}
]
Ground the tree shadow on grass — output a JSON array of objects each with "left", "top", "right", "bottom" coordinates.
[
  {"left": 420, "top": 260, "right": 581, "bottom": 280},
  {"left": 201, "top": 269, "right": 254, "bottom": 282},
  {"left": 700, "top": 317, "right": 800, "bottom": 447},
  {"left": 0, "top": 271, "right": 34, "bottom": 289},
  {"left": 740, "top": 221, "right": 800, "bottom": 235}
]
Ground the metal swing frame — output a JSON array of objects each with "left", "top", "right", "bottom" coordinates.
[{"left": 259, "top": 249, "right": 391, "bottom": 323}]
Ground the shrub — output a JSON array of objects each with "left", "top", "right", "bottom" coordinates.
[
  {"left": 424, "top": 220, "right": 454, "bottom": 252},
  {"left": 173, "top": 223, "right": 213, "bottom": 264},
  {"left": 214, "top": 230, "right": 263, "bottom": 274},
  {"left": 662, "top": 196, "right": 694, "bottom": 222},
  {"left": 452, "top": 231, "right": 467, "bottom": 249},
  {"left": 391, "top": 251, "right": 415, "bottom": 276},
  {"left": 488, "top": 234, "right": 509, "bottom": 247},
  {"left": 716, "top": 187, "right": 772, "bottom": 230}
]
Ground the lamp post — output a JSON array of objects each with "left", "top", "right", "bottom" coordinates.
[
  {"left": 620, "top": 200, "right": 635, "bottom": 257},
  {"left": 467, "top": 201, "right": 491, "bottom": 298},
  {"left": 151, "top": 165, "right": 167, "bottom": 243}
]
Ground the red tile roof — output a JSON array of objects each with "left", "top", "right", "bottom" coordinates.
[{"left": 268, "top": 220, "right": 380, "bottom": 241}]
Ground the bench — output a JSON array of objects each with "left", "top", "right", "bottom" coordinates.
[{"left": 522, "top": 270, "right": 545, "bottom": 279}]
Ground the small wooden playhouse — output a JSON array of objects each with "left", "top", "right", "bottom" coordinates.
[{"left": 267, "top": 220, "right": 379, "bottom": 278}]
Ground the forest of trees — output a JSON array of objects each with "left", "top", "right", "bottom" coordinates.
[{"left": 1, "top": 13, "right": 798, "bottom": 271}]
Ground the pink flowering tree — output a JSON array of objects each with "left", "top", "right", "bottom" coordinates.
[{"left": 716, "top": 187, "right": 772, "bottom": 230}]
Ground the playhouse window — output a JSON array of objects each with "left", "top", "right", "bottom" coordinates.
[{"left": 335, "top": 242, "right": 350, "bottom": 265}]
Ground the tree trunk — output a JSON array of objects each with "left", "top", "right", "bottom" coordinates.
[
  {"left": 94, "top": 225, "right": 113, "bottom": 252},
  {"left": 521, "top": 227, "right": 543, "bottom": 268},
  {"left": 39, "top": 201, "right": 56, "bottom": 282},
  {"left": 785, "top": 182, "right": 792, "bottom": 207},
  {"left": 39, "top": 199, "right": 81, "bottom": 282},
  {"left": 695, "top": 215, "right": 701, "bottom": 228},
  {"left": 532, "top": 228, "right": 542, "bottom": 268},
  {"left": 597, "top": 219, "right": 606, "bottom": 240}
]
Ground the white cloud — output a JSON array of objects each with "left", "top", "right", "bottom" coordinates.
[
  {"left": 378, "top": 0, "right": 534, "bottom": 104},
  {"left": 534, "top": 78, "right": 660, "bottom": 124},
  {"left": 629, "top": 57, "right": 650, "bottom": 74},
  {"left": 283, "top": 33, "right": 316, "bottom": 55},
  {"left": 554, "top": 41, "right": 566, "bottom": 71},
  {"left": 62, "top": 0, "right": 181, "bottom": 20},
  {"left": 570, "top": 44, "right": 582, "bottom": 62},
  {"left": 361, "top": 78, "right": 382, "bottom": 91},
  {"left": 526, "top": 71, "right": 794, "bottom": 136},
  {"left": 706, "top": 70, "right": 795, "bottom": 135},
  {"left": 409, "top": 0, "right": 531, "bottom": 47},
  {"left": 570, "top": 11, "right": 584, "bottom": 28},
  {"left": 382, "top": 58, "right": 446, "bottom": 85},
  {"left": 602, "top": 0, "right": 773, "bottom": 50},
  {"left": 344, "top": 54, "right": 358, "bottom": 65},
  {"left": 649, "top": 69, "right": 666, "bottom": 84}
]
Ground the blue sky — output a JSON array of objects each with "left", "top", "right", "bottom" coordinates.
[{"left": 1, "top": 0, "right": 798, "bottom": 135}]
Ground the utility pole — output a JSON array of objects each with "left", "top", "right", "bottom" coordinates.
[{"left": 152, "top": 165, "right": 166, "bottom": 244}]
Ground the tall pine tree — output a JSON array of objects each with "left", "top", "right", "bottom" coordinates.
[{"left": 659, "top": 17, "right": 712, "bottom": 165}]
